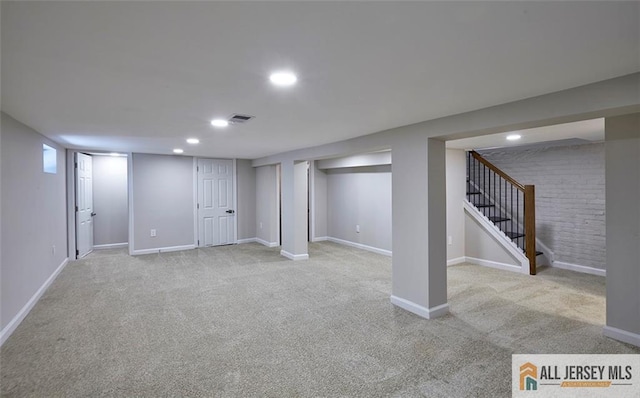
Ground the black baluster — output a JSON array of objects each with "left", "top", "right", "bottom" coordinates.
[
  {"left": 510, "top": 185, "right": 514, "bottom": 242},
  {"left": 517, "top": 189, "right": 520, "bottom": 249}
]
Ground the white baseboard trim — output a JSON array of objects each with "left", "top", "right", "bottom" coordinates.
[
  {"left": 535, "top": 238, "right": 555, "bottom": 265},
  {"left": 93, "top": 243, "right": 128, "bottom": 250},
  {"left": 236, "top": 238, "right": 257, "bottom": 244},
  {"left": 390, "top": 295, "right": 449, "bottom": 319},
  {"left": 447, "top": 257, "right": 466, "bottom": 266},
  {"left": 256, "top": 238, "right": 279, "bottom": 248},
  {"left": 603, "top": 326, "right": 640, "bottom": 347},
  {"left": 1, "top": 257, "right": 69, "bottom": 347},
  {"left": 312, "top": 236, "right": 328, "bottom": 242},
  {"left": 326, "top": 236, "right": 392, "bottom": 257},
  {"left": 552, "top": 261, "right": 606, "bottom": 277},
  {"left": 280, "top": 250, "right": 309, "bottom": 261},
  {"left": 465, "top": 256, "right": 526, "bottom": 274},
  {"left": 131, "top": 244, "right": 196, "bottom": 255}
]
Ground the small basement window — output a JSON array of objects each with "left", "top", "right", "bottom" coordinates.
[{"left": 43, "top": 144, "right": 57, "bottom": 174}]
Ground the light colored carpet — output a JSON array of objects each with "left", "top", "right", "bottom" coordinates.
[{"left": 1, "top": 242, "right": 638, "bottom": 397}]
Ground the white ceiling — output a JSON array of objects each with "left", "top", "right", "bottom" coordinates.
[
  {"left": 2, "top": 1, "right": 638, "bottom": 159},
  {"left": 446, "top": 118, "right": 604, "bottom": 150}
]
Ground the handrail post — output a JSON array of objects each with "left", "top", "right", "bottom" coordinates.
[{"left": 524, "top": 185, "right": 536, "bottom": 275}]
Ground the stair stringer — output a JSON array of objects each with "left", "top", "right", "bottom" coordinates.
[{"left": 463, "top": 200, "right": 530, "bottom": 274}]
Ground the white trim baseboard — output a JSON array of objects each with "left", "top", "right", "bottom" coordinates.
[
  {"left": 256, "top": 238, "right": 279, "bottom": 248},
  {"left": 326, "top": 236, "right": 392, "bottom": 257},
  {"left": 131, "top": 244, "right": 196, "bottom": 255},
  {"left": 447, "top": 257, "right": 466, "bottom": 266},
  {"left": 93, "top": 243, "right": 128, "bottom": 250},
  {"left": 603, "top": 326, "right": 640, "bottom": 347},
  {"left": 236, "top": 238, "right": 257, "bottom": 244},
  {"left": 1, "top": 258, "right": 69, "bottom": 346},
  {"left": 535, "top": 238, "right": 555, "bottom": 265},
  {"left": 390, "top": 295, "right": 449, "bottom": 319},
  {"left": 312, "top": 236, "right": 328, "bottom": 242},
  {"left": 552, "top": 261, "right": 606, "bottom": 277},
  {"left": 465, "top": 256, "right": 525, "bottom": 274},
  {"left": 280, "top": 250, "right": 309, "bottom": 261}
]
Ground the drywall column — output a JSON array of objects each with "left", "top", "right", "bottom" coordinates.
[
  {"left": 604, "top": 113, "right": 640, "bottom": 347},
  {"left": 391, "top": 135, "right": 448, "bottom": 318},
  {"left": 312, "top": 161, "right": 328, "bottom": 241},
  {"left": 446, "top": 149, "right": 466, "bottom": 263},
  {"left": 280, "top": 160, "right": 309, "bottom": 260}
]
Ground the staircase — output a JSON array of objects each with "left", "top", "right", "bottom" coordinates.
[{"left": 466, "top": 151, "right": 539, "bottom": 275}]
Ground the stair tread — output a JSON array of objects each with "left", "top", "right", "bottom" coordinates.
[
  {"left": 536, "top": 251, "right": 544, "bottom": 256},
  {"left": 504, "top": 231, "right": 525, "bottom": 239},
  {"left": 488, "top": 216, "right": 510, "bottom": 222},
  {"left": 467, "top": 191, "right": 481, "bottom": 195},
  {"left": 474, "top": 203, "right": 495, "bottom": 208}
]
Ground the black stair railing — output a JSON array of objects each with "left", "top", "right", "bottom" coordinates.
[{"left": 467, "top": 151, "right": 537, "bottom": 275}]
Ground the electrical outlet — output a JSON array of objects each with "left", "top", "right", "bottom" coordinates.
[
  {"left": 448, "top": 236, "right": 453, "bottom": 245},
  {"left": 356, "top": 225, "right": 360, "bottom": 233},
  {"left": 150, "top": 229, "right": 157, "bottom": 237}
]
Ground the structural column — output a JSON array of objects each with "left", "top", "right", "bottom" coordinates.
[
  {"left": 391, "top": 135, "right": 448, "bottom": 318},
  {"left": 280, "top": 160, "right": 309, "bottom": 260},
  {"left": 604, "top": 113, "right": 640, "bottom": 347}
]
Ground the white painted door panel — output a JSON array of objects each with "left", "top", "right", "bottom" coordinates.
[
  {"left": 198, "top": 158, "right": 234, "bottom": 246},
  {"left": 76, "top": 153, "right": 94, "bottom": 258}
]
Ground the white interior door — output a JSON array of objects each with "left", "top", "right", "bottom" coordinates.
[
  {"left": 197, "top": 158, "right": 235, "bottom": 246},
  {"left": 76, "top": 153, "right": 94, "bottom": 258}
]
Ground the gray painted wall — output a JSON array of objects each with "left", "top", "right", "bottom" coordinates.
[
  {"left": 464, "top": 212, "right": 519, "bottom": 266},
  {"left": 480, "top": 143, "right": 606, "bottom": 269},
  {"left": 236, "top": 159, "right": 256, "bottom": 240},
  {"left": 93, "top": 155, "right": 128, "bottom": 246},
  {"left": 255, "top": 165, "right": 279, "bottom": 245},
  {"left": 605, "top": 113, "right": 640, "bottom": 341},
  {"left": 132, "top": 153, "right": 194, "bottom": 251},
  {"left": 326, "top": 165, "right": 392, "bottom": 251},
  {"left": 446, "top": 149, "right": 466, "bottom": 261},
  {"left": 1, "top": 112, "right": 68, "bottom": 331}
]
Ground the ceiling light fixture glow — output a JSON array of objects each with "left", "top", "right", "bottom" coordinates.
[
  {"left": 173, "top": 148, "right": 184, "bottom": 154},
  {"left": 110, "top": 152, "right": 121, "bottom": 157},
  {"left": 186, "top": 138, "right": 200, "bottom": 144},
  {"left": 506, "top": 134, "right": 522, "bottom": 141},
  {"left": 269, "top": 71, "right": 297, "bottom": 86},
  {"left": 211, "top": 119, "right": 229, "bottom": 128}
]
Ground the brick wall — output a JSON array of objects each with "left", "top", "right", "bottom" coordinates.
[{"left": 479, "top": 142, "right": 605, "bottom": 270}]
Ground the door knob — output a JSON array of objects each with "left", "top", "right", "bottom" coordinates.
[
  {"left": 91, "top": 212, "right": 97, "bottom": 217},
  {"left": 225, "top": 209, "right": 235, "bottom": 214}
]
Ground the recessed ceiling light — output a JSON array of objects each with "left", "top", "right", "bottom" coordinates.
[
  {"left": 186, "top": 138, "right": 200, "bottom": 144},
  {"left": 211, "top": 119, "right": 229, "bottom": 128},
  {"left": 173, "top": 148, "right": 184, "bottom": 154},
  {"left": 269, "top": 71, "right": 297, "bottom": 86},
  {"left": 506, "top": 134, "right": 522, "bottom": 141}
]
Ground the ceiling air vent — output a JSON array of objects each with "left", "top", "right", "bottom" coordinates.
[{"left": 229, "top": 114, "right": 255, "bottom": 124}]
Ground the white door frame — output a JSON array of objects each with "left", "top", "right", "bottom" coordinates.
[
  {"left": 276, "top": 163, "right": 281, "bottom": 246},
  {"left": 66, "top": 150, "right": 132, "bottom": 259},
  {"left": 66, "top": 150, "right": 77, "bottom": 259},
  {"left": 75, "top": 153, "right": 94, "bottom": 257},
  {"left": 193, "top": 157, "right": 238, "bottom": 247}
]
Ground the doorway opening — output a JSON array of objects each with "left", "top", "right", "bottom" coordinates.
[{"left": 69, "top": 151, "right": 129, "bottom": 259}]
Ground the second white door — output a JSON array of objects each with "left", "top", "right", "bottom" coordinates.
[{"left": 197, "top": 158, "right": 235, "bottom": 246}]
